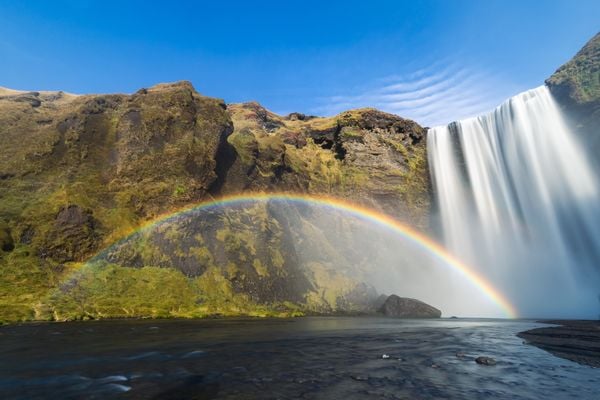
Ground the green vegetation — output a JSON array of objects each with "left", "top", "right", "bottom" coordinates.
[
  {"left": 0, "top": 81, "right": 432, "bottom": 324},
  {"left": 46, "top": 263, "right": 304, "bottom": 321},
  {"left": 547, "top": 32, "right": 600, "bottom": 104}
]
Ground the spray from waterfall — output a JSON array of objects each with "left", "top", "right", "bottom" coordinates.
[{"left": 428, "top": 86, "right": 600, "bottom": 318}]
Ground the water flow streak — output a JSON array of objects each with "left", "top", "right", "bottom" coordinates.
[{"left": 428, "top": 86, "right": 600, "bottom": 318}]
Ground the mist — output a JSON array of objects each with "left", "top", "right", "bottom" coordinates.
[{"left": 428, "top": 86, "right": 600, "bottom": 319}]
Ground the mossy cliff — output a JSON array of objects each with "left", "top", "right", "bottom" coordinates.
[
  {"left": 546, "top": 32, "right": 600, "bottom": 153},
  {"left": 0, "top": 81, "right": 429, "bottom": 322},
  {"left": 222, "top": 103, "right": 429, "bottom": 226}
]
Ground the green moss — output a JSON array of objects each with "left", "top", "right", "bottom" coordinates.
[
  {"left": 340, "top": 126, "right": 363, "bottom": 139},
  {"left": 227, "top": 128, "right": 258, "bottom": 165},
  {"left": 547, "top": 33, "right": 600, "bottom": 104},
  {"left": 190, "top": 246, "right": 213, "bottom": 266},
  {"left": 252, "top": 258, "right": 268, "bottom": 277},
  {"left": 381, "top": 137, "right": 409, "bottom": 158},
  {"left": 303, "top": 261, "right": 362, "bottom": 312},
  {"left": 0, "top": 246, "right": 62, "bottom": 322},
  {"left": 270, "top": 248, "right": 285, "bottom": 269},
  {"left": 47, "top": 264, "right": 199, "bottom": 320}
]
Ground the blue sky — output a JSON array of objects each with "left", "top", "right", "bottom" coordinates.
[{"left": 1, "top": 1, "right": 598, "bottom": 126}]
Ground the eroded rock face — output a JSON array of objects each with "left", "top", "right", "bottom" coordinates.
[
  {"left": 0, "top": 81, "right": 233, "bottom": 263},
  {"left": 378, "top": 294, "right": 441, "bottom": 318},
  {"left": 222, "top": 104, "right": 430, "bottom": 229},
  {"left": 41, "top": 205, "right": 99, "bottom": 262}
]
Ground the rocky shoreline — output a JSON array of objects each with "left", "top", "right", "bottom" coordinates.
[{"left": 518, "top": 320, "right": 600, "bottom": 367}]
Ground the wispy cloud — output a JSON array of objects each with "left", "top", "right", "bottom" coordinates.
[{"left": 311, "top": 61, "right": 519, "bottom": 127}]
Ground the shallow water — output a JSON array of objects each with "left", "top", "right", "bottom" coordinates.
[{"left": 0, "top": 318, "right": 598, "bottom": 399}]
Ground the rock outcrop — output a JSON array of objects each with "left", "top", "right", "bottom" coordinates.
[
  {"left": 221, "top": 103, "right": 430, "bottom": 226},
  {"left": 378, "top": 294, "right": 442, "bottom": 318},
  {"left": 378, "top": 295, "right": 441, "bottom": 318},
  {"left": 546, "top": 32, "right": 600, "bottom": 156}
]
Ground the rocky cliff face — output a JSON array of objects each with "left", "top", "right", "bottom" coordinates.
[
  {"left": 220, "top": 103, "right": 430, "bottom": 225},
  {"left": 546, "top": 32, "right": 600, "bottom": 155},
  {"left": 0, "top": 81, "right": 429, "bottom": 322}
]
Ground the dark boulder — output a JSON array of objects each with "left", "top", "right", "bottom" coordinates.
[
  {"left": 475, "top": 356, "right": 496, "bottom": 366},
  {"left": 378, "top": 294, "right": 441, "bottom": 318}
]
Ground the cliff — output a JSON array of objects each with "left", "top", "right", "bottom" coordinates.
[
  {"left": 546, "top": 32, "right": 600, "bottom": 154},
  {"left": 0, "top": 81, "right": 429, "bottom": 322}
]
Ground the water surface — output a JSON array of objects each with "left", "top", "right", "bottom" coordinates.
[{"left": 0, "top": 317, "right": 598, "bottom": 399}]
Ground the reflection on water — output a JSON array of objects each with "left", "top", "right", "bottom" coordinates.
[{"left": 0, "top": 318, "right": 598, "bottom": 399}]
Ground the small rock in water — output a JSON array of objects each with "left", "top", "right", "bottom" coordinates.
[
  {"left": 350, "top": 374, "right": 368, "bottom": 381},
  {"left": 381, "top": 354, "right": 391, "bottom": 359},
  {"left": 431, "top": 364, "right": 440, "bottom": 369},
  {"left": 475, "top": 356, "right": 496, "bottom": 366},
  {"left": 455, "top": 352, "right": 466, "bottom": 359}
]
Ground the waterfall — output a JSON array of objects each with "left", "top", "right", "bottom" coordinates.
[{"left": 428, "top": 86, "right": 600, "bottom": 318}]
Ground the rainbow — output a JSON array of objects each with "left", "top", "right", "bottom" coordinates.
[{"left": 92, "top": 192, "right": 518, "bottom": 318}]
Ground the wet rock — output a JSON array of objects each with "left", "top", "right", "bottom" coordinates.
[
  {"left": 378, "top": 295, "right": 441, "bottom": 318},
  {"left": 475, "top": 356, "right": 496, "bottom": 366},
  {"left": 518, "top": 320, "right": 600, "bottom": 367}
]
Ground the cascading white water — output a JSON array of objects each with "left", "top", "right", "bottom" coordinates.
[{"left": 428, "top": 86, "right": 600, "bottom": 318}]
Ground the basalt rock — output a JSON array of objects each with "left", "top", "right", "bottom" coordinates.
[
  {"left": 41, "top": 205, "right": 99, "bottom": 262},
  {"left": 378, "top": 294, "right": 441, "bottom": 318},
  {"left": 221, "top": 104, "right": 430, "bottom": 228}
]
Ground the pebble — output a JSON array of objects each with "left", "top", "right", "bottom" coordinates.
[{"left": 475, "top": 356, "right": 497, "bottom": 366}]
